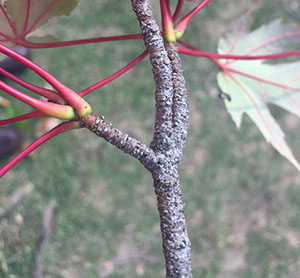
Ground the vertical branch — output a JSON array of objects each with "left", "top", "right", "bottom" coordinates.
[
  {"left": 132, "top": 0, "right": 174, "bottom": 152},
  {"left": 131, "top": 1, "right": 192, "bottom": 277},
  {"left": 167, "top": 43, "right": 189, "bottom": 163},
  {"left": 152, "top": 164, "right": 192, "bottom": 278}
]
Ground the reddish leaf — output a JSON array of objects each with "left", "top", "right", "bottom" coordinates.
[
  {"left": 4, "top": 0, "right": 79, "bottom": 35},
  {"left": 0, "top": 0, "right": 79, "bottom": 60},
  {"left": 217, "top": 19, "right": 300, "bottom": 171}
]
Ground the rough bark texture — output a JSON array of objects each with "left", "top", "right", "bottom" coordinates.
[
  {"left": 81, "top": 113, "right": 157, "bottom": 171},
  {"left": 82, "top": 0, "right": 192, "bottom": 277},
  {"left": 166, "top": 43, "right": 189, "bottom": 162},
  {"left": 132, "top": 0, "right": 174, "bottom": 153},
  {"left": 131, "top": 1, "right": 191, "bottom": 277}
]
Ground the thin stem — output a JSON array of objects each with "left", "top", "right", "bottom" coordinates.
[
  {"left": 225, "top": 66, "right": 300, "bottom": 91},
  {"left": 0, "top": 4, "right": 17, "bottom": 37},
  {"left": 0, "top": 43, "right": 70, "bottom": 89},
  {"left": 160, "top": 0, "right": 176, "bottom": 42},
  {"left": 0, "top": 111, "right": 46, "bottom": 126},
  {"left": 183, "top": 0, "right": 212, "bottom": 20},
  {"left": 172, "top": 0, "right": 184, "bottom": 22},
  {"left": 0, "top": 81, "right": 75, "bottom": 120},
  {"left": 79, "top": 50, "right": 148, "bottom": 97},
  {"left": 22, "top": 0, "right": 31, "bottom": 37},
  {"left": 178, "top": 46, "right": 300, "bottom": 60},
  {"left": 21, "top": 34, "right": 143, "bottom": 48},
  {"left": 178, "top": 39, "right": 222, "bottom": 67},
  {"left": 0, "top": 121, "right": 80, "bottom": 178},
  {"left": 226, "top": 30, "right": 300, "bottom": 66},
  {"left": 26, "top": 0, "right": 60, "bottom": 34},
  {"left": 0, "top": 43, "right": 91, "bottom": 117},
  {"left": 0, "top": 67, "right": 64, "bottom": 104},
  {"left": 175, "top": 0, "right": 213, "bottom": 37},
  {"left": 0, "top": 32, "right": 14, "bottom": 41}
]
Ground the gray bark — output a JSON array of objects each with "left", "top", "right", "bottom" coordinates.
[{"left": 82, "top": 0, "right": 192, "bottom": 277}]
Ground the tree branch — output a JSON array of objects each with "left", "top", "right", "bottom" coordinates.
[
  {"left": 167, "top": 43, "right": 189, "bottom": 163},
  {"left": 81, "top": 113, "right": 157, "bottom": 172},
  {"left": 132, "top": 0, "right": 175, "bottom": 152},
  {"left": 131, "top": 1, "right": 192, "bottom": 277}
]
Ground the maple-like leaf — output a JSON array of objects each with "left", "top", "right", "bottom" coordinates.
[
  {"left": 217, "top": 19, "right": 300, "bottom": 171},
  {"left": 0, "top": 0, "right": 79, "bottom": 59}
]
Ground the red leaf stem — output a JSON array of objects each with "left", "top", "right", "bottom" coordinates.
[
  {"left": 160, "top": 0, "right": 176, "bottom": 42},
  {"left": 0, "top": 121, "right": 80, "bottom": 178},
  {"left": 178, "top": 39, "right": 222, "bottom": 67},
  {"left": 226, "top": 30, "right": 300, "bottom": 66},
  {"left": 0, "top": 111, "right": 46, "bottom": 126},
  {"left": 224, "top": 66, "right": 300, "bottom": 91},
  {"left": 173, "top": 0, "right": 184, "bottom": 22},
  {"left": 245, "top": 31, "right": 300, "bottom": 57},
  {"left": 0, "top": 67, "right": 64, "bottom": 104},
  {"left": 25, "top": 0, "right": 60, "bottom": 35},
  {"left": 20, "top": 34, "right": 143, "bottom": 48},
  {"left": 0, "top": 81, "right": 75, "bottom": 119},
  {"left": 0, "top": 43, "right": 70, "bottom": 88},
  {"left": 79, "top": 50, "right": 148, "bottom": 97},
  {"left": 0, "top": 4, "right": 17, "bottom": 37},
  {"left": 0, "top": 32, "right": 13, "bottom": 41},
  {"left": 166, "top": 0, "right": 172, "bottom": 17},
  {"left": 178, "top": 46, "right": 300, "bottom": 60},
  {"left": 0, "top": 43, "right": 91, "bottom": 117},
  {"left": 22, "top": 0, "right": 31, "bottom": 37},
  {"left": 175, "top": 0, "right": 213, "bottom": 37}
]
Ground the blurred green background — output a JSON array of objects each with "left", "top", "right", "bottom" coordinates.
[{"left": 1, "top": 0, "right": 300, "bottom": 277}]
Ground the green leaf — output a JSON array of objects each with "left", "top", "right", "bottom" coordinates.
[{"left": 217, "top": 19, "right": 300, "bottom": 171}]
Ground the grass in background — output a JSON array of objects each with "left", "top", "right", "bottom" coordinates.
[{"left": 1, "top": 0, "right": 300, "bottom": 277}]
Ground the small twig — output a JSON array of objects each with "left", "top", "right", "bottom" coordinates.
[
  {"left": 33, "top": 200, "right": 56, "bottom": 278},
  {"left": 81, "top": 113, "right": 157, "bottom": 172},
  {"left": 0, "top": 183, "right": 33, "bottom": 221}
]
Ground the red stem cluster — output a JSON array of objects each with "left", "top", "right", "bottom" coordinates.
[{"left": 1, "top": 0, "right": 300, "bottom": 178}]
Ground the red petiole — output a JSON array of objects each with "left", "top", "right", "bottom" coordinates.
[
  {"left": 0, "top": 43, "right": 91, "bottom": 117},
  {"left": 0, "top": 67, "right": 64, "bottom": 104},
  {"left": 0, "top": 81, "right": 75, "bottom": 120},
  {"left": 178, "top": 46, "right": 300, "bottom": 61},
  {"left": 174, "top": 0, "right": 213, "bottom": 39},
  {"left": 160, "top": 0, "right": 176, "bottom": 42},
  {"left": 0, "top": 121, "right": 80, "bottom": 178},
  {"left": 0, "top": 111, "right": 46, "bottom": 126},
  {"left": 173, "top": 0, "right": 184, "bottom": 22},
  {"left": 79, "top": 50, "right": 148, "bottom": 97},
  {"left": 17, "top": 34, "right": 142, "bottom": 49}
]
